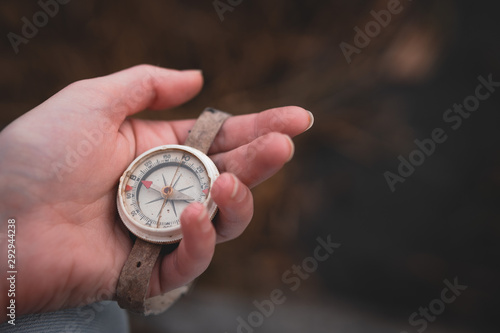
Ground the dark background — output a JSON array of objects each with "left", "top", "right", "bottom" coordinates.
[{"left": 1, "top": 1, "right": 499, "bottom": 332}]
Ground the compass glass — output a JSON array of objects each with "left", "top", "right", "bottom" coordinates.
[{"left": 117, "top": 145, "right": 219, "bottom": 243}]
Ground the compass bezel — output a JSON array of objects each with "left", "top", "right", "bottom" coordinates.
[{"left": 117, "top": 144, "right": 219, "bottom": 244}]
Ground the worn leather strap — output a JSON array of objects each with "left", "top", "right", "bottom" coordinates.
[
  {"left": 184, "top": 107, "right": 231, "bottom": 154},
  {"left": 116, "top": 238, "right": 162, "bottom": 313},
  {"left": 116, "top": 108, "right": 230, "bottom": 314}
]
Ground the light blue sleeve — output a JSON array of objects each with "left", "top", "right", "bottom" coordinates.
[{"left": 0, "top": 301, "right": 129, "bottom": 333}]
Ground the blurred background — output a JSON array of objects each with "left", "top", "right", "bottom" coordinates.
[{"left": 1, "top": 0, "right": 499, "bottom": 332}]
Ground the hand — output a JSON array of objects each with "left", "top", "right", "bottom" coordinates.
[{"left": 0, "top": 65, "right": 313, "bottom": 319}]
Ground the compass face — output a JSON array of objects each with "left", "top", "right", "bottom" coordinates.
[{"left": 117, "top": 145, "right": 219, "bottom": 244}]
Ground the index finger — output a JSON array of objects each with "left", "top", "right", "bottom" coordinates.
[{"left": 169, "top": 106, "right": 313, "bottom": 154}]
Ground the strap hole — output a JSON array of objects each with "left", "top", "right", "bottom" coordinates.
[{"left": 136, "top": 261, "right": 141, "bottom": 268}]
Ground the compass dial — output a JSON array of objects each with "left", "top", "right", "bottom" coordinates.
[{"left": 117, "top": 145, "right": 219, "bottom": 244}]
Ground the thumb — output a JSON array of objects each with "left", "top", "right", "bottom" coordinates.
[{"left": 41, "top": 64, "right": 204, "bottom": 127}]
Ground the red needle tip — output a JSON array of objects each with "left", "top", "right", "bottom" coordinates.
[{"left": 141, "top": 180, "right": 153, "bottom": 189}]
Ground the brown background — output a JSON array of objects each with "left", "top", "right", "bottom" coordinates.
[{"left": 1, "top": 0, "right": 499, "bottom": 332}]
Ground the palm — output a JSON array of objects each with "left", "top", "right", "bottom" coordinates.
[{"left": 0, "top": 117, "right": 178, "bottom": 315}]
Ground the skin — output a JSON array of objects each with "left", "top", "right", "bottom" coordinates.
[{"left": 0, "top": 65, "right": 313, "bottom": 321}]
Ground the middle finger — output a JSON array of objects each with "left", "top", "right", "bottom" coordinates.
[{"left": 210, "top": 132, "right": 295, "bottom": 189}]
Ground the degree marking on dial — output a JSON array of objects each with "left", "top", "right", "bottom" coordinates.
[{"left": 141, "top": 180, "right": 153, "bottom": 189}]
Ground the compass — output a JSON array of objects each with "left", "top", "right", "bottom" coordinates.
[
  {"left": 116, "top": 108, "right": 230, "bottom": 315},
  {"left": 117, "top": 144, "right": 219, "bottom": 244}
]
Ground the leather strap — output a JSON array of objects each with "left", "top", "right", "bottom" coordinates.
[
  {"left": 184, "top": 107, "right": 231, "bottom": 154},
  {"left": 116, "top": 238, "right": 162, "bottom": 313},
  {"left": 116, "top": 108, "right": 230, "bottom": 314}
]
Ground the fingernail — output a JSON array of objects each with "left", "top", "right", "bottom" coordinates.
[
  {"left": 210, "top": 177, "right": 221, "bottom": 199},
  {"left": 305, "top": 111, "right": 314, "bottom": 131},
  {"left": 195, "top": 204, "right": 205, "bottom": 221},
  {"left": 212, "top": 173, "right": 230, "bottom": 199},
  {"left": 285, "top": 135, "right": 295, "bottom": 162},
  {"left": 182, "top": 69, "right": 203, "bottom": 75},
  {"left": 195, "top": 204, "right": 211, "bottom": 233},
  {"left": 229, "top": 173, "right": 239, "bottom": 200}
]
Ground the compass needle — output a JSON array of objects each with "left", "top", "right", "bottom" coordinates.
[
  {"left": 156, "top": 199, "right": 168, "bottom": 228},
  {"left": 141, "top": 180, "right": 153, "bottom": 189},
  {"left": 172, "top": 174, "right": 182, "bottom": 189}
]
